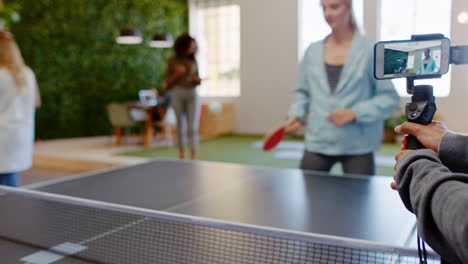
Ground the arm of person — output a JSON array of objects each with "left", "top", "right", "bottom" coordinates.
[
  {"left": 417, "top": 60, "right": 424, "bottom": 74},
  {"left": 163, "top": 58, "right": 186, "bottom": 90},
  {"left": 350, "top": 53, "right": 400, "bottom": 124},
  {"left": 396, "top": 150, "right": 468, "bottom": 264},
  {"left": 350, "top": 79, "right": 400, "bottom": 123},
  {"left": 395, "top": 121, "right": 468, "bottom": 173},
  {"left": 193, "top": 66, "right": 201, "bottom": 86},
  {"left": 327, "top": 109, "right": 356, "bottom": 127},
  {"left": 162, "top": 59, "right": 174, "bottom": 91},
  {"left": 429, "top": 58, "right": 437, "bottom": 73},
  {"left": 285, "top": 57, "right": 310, "bottom": 134},
  {"left": 35, "top": 81, "right": 41, "bottom": 108},
  {"left": 438, "top": 131, "right": 468, "bottom": 173},
  {"left": 287, "top": 51, "right": 311, "bottom": 125}
]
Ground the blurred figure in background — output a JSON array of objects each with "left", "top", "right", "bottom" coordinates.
[
  {"left": 0, "top": 30, "right": 41, "bottom": 186},
  {"left": 397, "top": 58, "right": 408, "bottom": 74},
  {"left": 163, "top": 33, "right": 201, "bottom": 160},
  {"left": 417, "top": 48, "right": 437, "bottom": 74},
  {"left": 284, "top": 0, "right": 399, "bottom": 175}
]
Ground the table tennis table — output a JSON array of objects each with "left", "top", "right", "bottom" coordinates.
[{"left": 0, "top": 159, "right": 440, "bottom": 264}]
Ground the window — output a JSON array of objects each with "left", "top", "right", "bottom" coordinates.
[
  {"left": 190, "top": 0, "right": 241, "bottom": 97},
  {"left": 380, "top": 0, "right": 452, "bottom": 97},
  {"left": 299, "top": 0, "right": 364, "bottom": 59}
]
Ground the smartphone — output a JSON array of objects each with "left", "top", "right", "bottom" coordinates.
[{"left": 374, "top": 38, "right": 451, "bottom": 80}]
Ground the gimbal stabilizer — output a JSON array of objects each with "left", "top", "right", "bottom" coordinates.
[{"left": 405, "top": 34, "right": 468, "bottom": 149}]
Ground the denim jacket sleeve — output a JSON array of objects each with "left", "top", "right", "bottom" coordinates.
[
  {"left": 351, "top": 48, "right": 400, "bottom": 123},
  {"left": 288, "top": 47, "right": 311, "bottom": 122}
]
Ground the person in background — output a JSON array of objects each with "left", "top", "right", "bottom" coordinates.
[
  {"left": 397, "top": 58, "right": 408, "bottom": 74},
  {"left": 417, "top": 48, "right": 437, "bottom": 74},
  {"left": 284, "top": 0, "right": 400, "bottom": 175},
  {"left": 392, "top": 121, "right": 468, "bottom": 264},
  {"left": 0, "top": 30, "right": 41, "bottom": 186},
  {"left": 162, "top": 34, "right": 201, "bottom": 160}
]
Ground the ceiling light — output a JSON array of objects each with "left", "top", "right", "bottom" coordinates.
[
  {"left": 458, "top": 11, "right": 468, "bottom": 24},
  {"left": 116, "top": 28, "right": 143, "bottom": 44},
  {"left": 149, "top": 33, "right": 173, "bottom": 48}
]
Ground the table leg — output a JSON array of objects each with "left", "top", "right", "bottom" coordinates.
[
  {"left": 115, "top": 127, "right": 122, "bottom": 145},
  {"left": 144, "top": 109, "right": 154, "bottom": 148}
]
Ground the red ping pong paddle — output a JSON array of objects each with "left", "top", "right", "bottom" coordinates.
[{"left": 263, "top": 126, "right": 285, "bottom": 151}]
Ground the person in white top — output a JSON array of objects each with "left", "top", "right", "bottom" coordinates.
[{"left": 0, "top": 30, "right": 41, "bottom": 186}]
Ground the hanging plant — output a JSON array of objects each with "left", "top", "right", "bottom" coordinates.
[{"left": 0, "top": 3, "right": 21, "bottom": 30}]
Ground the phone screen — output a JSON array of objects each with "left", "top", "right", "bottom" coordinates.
[{"left": 382, "top": 40, "right": 444, "bottom": 79}]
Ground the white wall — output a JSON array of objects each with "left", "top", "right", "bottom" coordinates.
[
  {"left": 232, "top": 0, "right": 468, "bottom": 134},
  {"left": 362, "top": 0, "right": 380, "bottom": 41},
  {"left": 397, "top": 0, "right": 468, "bottom": 133},
  {"left": 234, "top": 0, "right": 299, "bottom": 134},
  {"left": 432, "top": 0, "right": 468, "bottom": 133}
]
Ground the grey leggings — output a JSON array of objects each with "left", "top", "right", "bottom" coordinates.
[
  {"left": 170, "top": 87, "right": 200, "bottom": 150},
  {"left": 300, "top": 151, "right": 375, "bottom": 176}
]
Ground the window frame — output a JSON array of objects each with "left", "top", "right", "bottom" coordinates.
[{"left": 189, "top": 0, "right": 241, "bottom": 98}]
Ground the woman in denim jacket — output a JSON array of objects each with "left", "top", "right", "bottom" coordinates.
[{"left": 284, "top": 0, "right": 399, "bottom": 175}]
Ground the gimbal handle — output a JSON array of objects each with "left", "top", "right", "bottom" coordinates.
[
  {"left": 405, "top": 85, "right": 437, "bottom": 149},
  {"left": 404, "top": 34, "right": 441, "bottom": 150}
]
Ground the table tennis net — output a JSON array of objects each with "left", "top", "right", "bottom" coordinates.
[{"left": 0, "top": 186, "right": 440, "bottom": 264}]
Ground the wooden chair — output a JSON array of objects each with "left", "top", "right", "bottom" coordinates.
[{"left": 106, "top": 103, "right": 143, "bottom": 145}]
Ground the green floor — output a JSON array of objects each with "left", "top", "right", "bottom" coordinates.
[{"left": 121, "top": 134, "right": 401, "bottom": 177}]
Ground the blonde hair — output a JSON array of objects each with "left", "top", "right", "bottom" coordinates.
[
  {"left": 0, "top": 31, "right": 28, "bottom": 91},
  {"left": 344, "top": 0, "right": 357, "bottom": 30}
]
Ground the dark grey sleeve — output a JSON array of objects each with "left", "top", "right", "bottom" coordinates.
[
  {"left": 438, "top": 131, "right": 468, "bottom": 173},
  {"left": 396, "top": 149, "right": 468, "bottom": 264}
]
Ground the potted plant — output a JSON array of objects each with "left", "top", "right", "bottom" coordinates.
[{"left": 0, "top": 3, "right": 21, "bottom": 31}]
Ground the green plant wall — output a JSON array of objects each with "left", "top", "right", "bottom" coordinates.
[{"left": 7, "top": 0, "right": 188, "bottom": 139}]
